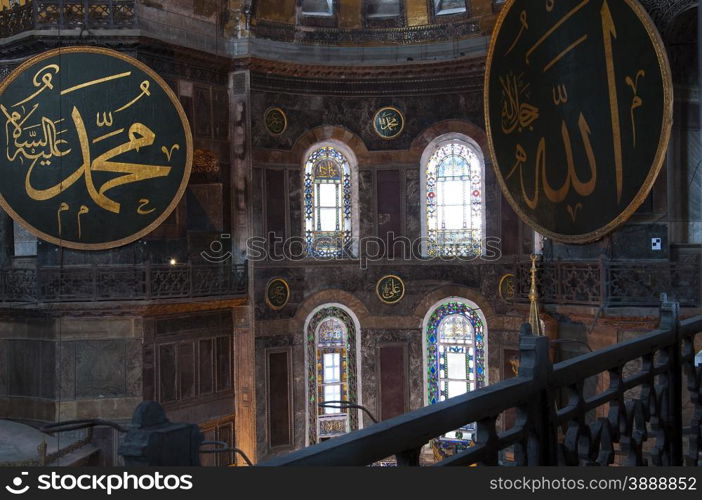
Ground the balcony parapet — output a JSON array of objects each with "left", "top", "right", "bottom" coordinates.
[
  {"left": 0, "top": 262, "right": 247, "bottom": 303},
  {"left": 514, "top": 255, "right": 701, "bottom": 308},
  {"left": 0, "top": 0, "right": 137, "bottom": 39}
]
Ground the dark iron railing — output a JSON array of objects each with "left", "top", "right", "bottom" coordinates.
[
  {"left": 515, "top": 256, "right": 701, "bottom": 307},
  {"left": 0, "top": 0, "right": 136, "bottom": 38},
  {"left": 0, "top": 263, "right": 247, "bottom": 302},
  {"left": 260, "top": 301, "right": 702, "bottom": 466}
]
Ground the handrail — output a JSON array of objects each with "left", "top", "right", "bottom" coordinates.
[
  {"left": 260, "top": 377, "right": 534, "bottom": 466},
  {"left": 260, "top": 302, "right": 702, "bottom": 467}
]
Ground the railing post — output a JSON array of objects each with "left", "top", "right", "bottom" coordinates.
[
  {"left": 660, "top": 297, "right": 682, "bottom": 465},
  {"left": 599, "top": 256, "right": 607, "bottom": 307},
  {"left": 145, "top": 262, "right": 151, "bottom": 299},
  {"left": 395, "top": 447, "right": 421, "bottom": 466},
  {"left": 518, "top": 322, "right": 556, "bottom": 465}
]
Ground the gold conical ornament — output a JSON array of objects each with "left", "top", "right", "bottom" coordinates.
[{"left": 528, "top": 254, "right": 544, "bottom": 336}]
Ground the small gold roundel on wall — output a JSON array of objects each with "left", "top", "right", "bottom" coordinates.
[
  {"left": 376, "top": 275, "right": 405, "bottom": 305},
  {"left": 265, "top": 278, "right": 290, "bottom": 310},
  {"left": 498, "top": 273, "right": 516, "bottom": 302},
  {"left": 264, "top": 107, "right": 287, "bottom": 136},
  {"left": 373, "top": 106, "right": 405, "bottom": 140}
]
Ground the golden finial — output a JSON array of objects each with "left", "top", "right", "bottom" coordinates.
[{"left": 528, "top": 254, "right": 544, "bottom": 336}]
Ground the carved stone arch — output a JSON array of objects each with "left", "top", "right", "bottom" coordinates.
[
  {"left": 292, "top": 288, "right": 370, "bottom": 335},
  {"left": 291, "top": 125, "right": 370, "bottom": 164},
  {"left": 412, "top": 284, "right": 496, "bottom": 328},
  {"left": 408, "top": 119, "right": 488, "bottom": 164}
]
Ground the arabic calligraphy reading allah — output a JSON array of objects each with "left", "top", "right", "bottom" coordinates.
[
  {"left": 1, "top": 60, "right": 180, "bottom": 241},
  {"left": 494, "top": 0, "right": 652, "bottom": 225}
]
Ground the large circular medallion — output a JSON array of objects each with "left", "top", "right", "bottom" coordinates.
[
  {"left": 485, "top": 0, "right": 672, "bottom": 243},
  {"left": 0, "top": 46, "right": 192, "bottom": 250}
]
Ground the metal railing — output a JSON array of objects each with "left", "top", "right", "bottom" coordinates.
[
  {"left": 514, "top": 256, "right": 701, "bottom": 307},
  {"left": 260, "top": 301, "right": 702, "bottom": 466},
  {"left": 0, "top": 263, "right": 247, "bottom": 302},
  {"left": 0, "top": 0, "right": 136, "bottom": 38}
]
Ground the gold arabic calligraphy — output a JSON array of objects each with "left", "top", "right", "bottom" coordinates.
[
  {"left": 379, "top": 277, "right": 403, "bottom": 302},
  {"left": 376, "top": 109, "right": 402, "bottom": 136},
  {"left": 2, "top": 62, "right": 181, "bottom": 240},
  {"left": 496, "top": 0, "right": 646, "bottom": 220}
]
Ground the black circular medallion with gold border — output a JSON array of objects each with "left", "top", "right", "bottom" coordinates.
[
  {"left": 266, "top": 278, "right": 290, "bottom": 310},
  {"left": 0, "top": 46, "right": 193, "bottom": 250},
  {"left": 485, "top": 0, "right": 672, "bottom": 243},
  {"left": 373, "top": 106, "right": 405, "bottom": 140},
  {"left": 264, "top": 107, "right": 287, "bottom": 136},
  {"left": 376, "top": 275, "right": 405, "bottom": 305}
]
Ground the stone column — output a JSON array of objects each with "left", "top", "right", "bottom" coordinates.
[{"left": 229, "top": 69, "right": 256, "bottom": 462}]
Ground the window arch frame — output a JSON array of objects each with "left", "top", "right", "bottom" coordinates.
[
  {"left": 419, "top": 133, "right": 487, "bottom": 258},
  {"left": 421, "top": 296, "right": 488, "bottom": 448},
  {"left": 301, "top": 140, "right": 359, "bottom": 259},
  {"left": 303, "top": 303, "right": 363, "bottom": 446}
]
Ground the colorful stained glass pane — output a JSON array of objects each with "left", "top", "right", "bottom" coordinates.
[
  {"left": 306, "top": 307, "right": 358, "bottom": 444},
  {"left": 304, "top": 146, "right": 352, "bottom": 258},
  {"left": 426, "top": 300, "right": 486, "bottom": 453},
  {"left": 425, "top": 142, "right": 484, "bottom": 257}
]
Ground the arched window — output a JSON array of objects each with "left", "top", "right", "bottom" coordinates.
[
  {"left": 305, "top": 305, "right": 361, "bottom": 444},
  {"left": 301, "top": 0, "right": 334, "bottom": 16},
  {"left": 423, "top": 298, "right": 487, "bottom": 456},
  {"left": 421, "top": 136, "right": 485, "bottom": 257},
  {"left": 433, "top": 0, "right": 467, "bottom": 16},
  {"left": 366, "top": 0, "right": 400, "bottom": 18},
  {"left": 303, "top": 144, "right": 355, "bottom": 258}
]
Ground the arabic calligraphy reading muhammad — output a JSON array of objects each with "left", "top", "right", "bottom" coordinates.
[
  {"left": 0, "top": 46, "right": 192, "bottom": 250},
  {"left": 485, "top": 0, "right": 672, "bottom": 243},
  {"left": 376, "top": 275, "right": 405, "bottom": 305},
  {"left": 373, "top": 107, "right": 405, "bottom": 140}
]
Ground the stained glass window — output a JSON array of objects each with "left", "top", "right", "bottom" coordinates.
[
  {"left": 425, "top": 300, "right": 486, "bottom": 456},
  {"left": 306, "top": 307, "right": 359, "bottom": 444},
  {"left": 301, "top": 0, "right": 334, "bottom": 16},
  {"left": 367, "top": 0, "right": 400, "bottom": 18},
  {"left": 424, "top": 141, "right": 484, "bottom": 257},
  {"left": 304, "top": 146, "right": 352, "bottom": 258},
  {"left": 434, "top": 0, "right": 467, "bottom": 16}
]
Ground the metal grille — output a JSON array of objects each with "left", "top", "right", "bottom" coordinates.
[
  {"left": 0, "top": 0, "right": 136, "bottom": 38},
  {"left": 0, "top": 264, "right": 247, "bottom": 303}
]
